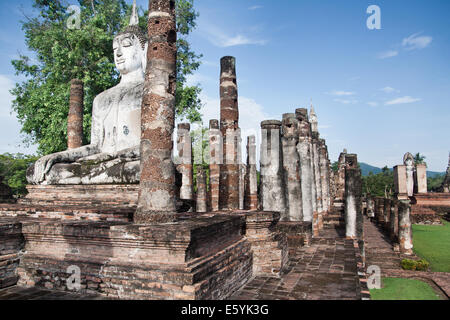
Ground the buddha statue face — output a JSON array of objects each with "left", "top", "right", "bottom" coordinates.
[{"left": 113, "top": 33, "right": 146, "bottom": 77}]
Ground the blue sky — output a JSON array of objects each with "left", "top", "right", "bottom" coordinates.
[{"left": 0, "top": 0, "right": 449, "bottom": 171}]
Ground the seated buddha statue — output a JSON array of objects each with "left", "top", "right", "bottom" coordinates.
[{"left": 27, "top": 2, "right": 147, "bottom": 185}]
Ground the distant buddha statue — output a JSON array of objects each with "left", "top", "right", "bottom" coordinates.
[{"left": 27, "top": 1, "right": 148, "bottom": 185}]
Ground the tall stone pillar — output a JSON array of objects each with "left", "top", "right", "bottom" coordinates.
[
  {"left": 296, "top": 108, "right": 313, "bottom": 222},
  {"left": 196, "top": 166, "right": 207, "bottom": 213},
  {"left": 136, "top": 0, "right": 177, "bottom": 223},
  {"left": 310, "top": 106, "right": 323, "bottom": 215},
  {"left": 389, "top": 200, "right": 399, "bottom": 241},
  {"left": 336, "top": 150, "right": 347, "bottom": 203},
  {"left": 244, "top": 135, "right": 258, "bottom": 210},
  {"left": 344, "top": 154, "right": 363, "bottom": 239},
  {"left": 383, "top": 198, "right": 391, "bottom": 228},
  {"left": 260, "top": 120, "right": 286, "bottom": 213},
  {"left": 366, "top": 195, "right": 375, "bottom": 219},
  {"left": 281, "top": 114, "right": 302, "bottom": 221},
  {"left": 219, "top": 56, "right": 240, "bottom": 210},
  {"left": 67, "top": 79, "right": 84, "bottom": 149},
  {"left": 176, "top": 123, "right": 193, "bottom": 202},
  {"left": 398, "top": 200, "right": 413, "bottom": 255},
  {"left": 319, "top": 139, "right": 331, "bottom": 213},
  {"left": 393, "top": 165, "right": 408, "bottom": 200},
  {"left": 208, "top": 119, "right": 221, "bottom": 211}
]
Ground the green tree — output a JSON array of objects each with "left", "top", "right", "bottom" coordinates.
[
  {"left": 362, "top": 166, "right": 394, "bottom": 198},
  {"left": 0, "top": 153, "right": 39, "bottom": 197},
  {"left": 414, "top": 153, "right": 427, "bottom": 166},
  {"left": 11, "top": 0, "right": 202, "bottom": 156}
]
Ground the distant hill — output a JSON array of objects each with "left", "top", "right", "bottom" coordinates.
[{"left": 359, "top": 162, "right": 445, "bottom": 178}]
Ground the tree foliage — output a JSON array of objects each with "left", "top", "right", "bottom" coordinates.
[
  {"left": 0, "top": 153, "right": 39, "bottom": 196},
  {"left": 414, "top": 152, "right": 427, "bottom": 165},
  {"left": 362, "top": 166, "right": 394, "bottom": 198},
  {"left": 11, "top": 0, "right": 202, "bottom": 156}
]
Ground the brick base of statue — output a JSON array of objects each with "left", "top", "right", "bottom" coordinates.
[
  {"left": 0, "top": 209, "right": 299, "bottom": 299},
  {"left": 409, "top": 193, "right": 450, "bottom": 224}
]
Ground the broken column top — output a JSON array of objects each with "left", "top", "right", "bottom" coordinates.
[
  {"left": 149, "top": 0, "right": 175, "bottom": 13},
  {"left": 220, "top": 56, "right": 236, "bottom": 77},
  {"left": 295, "top": 108, "right": 309, "bottom": 122},
  {"left": 282, "top": 113, "right": 299, "bottom": 139},
  {"left": 209, "top": 119, "right": 219, "bottom": 129},
  {"left": 345, "top": 154, "right": 358, "bottom": 169},
  {"left": 177, "top": 123, "right": 190, "bottom": 131},
  {"left": 261, "top": 120, "right": 282, "bottom": 129}
]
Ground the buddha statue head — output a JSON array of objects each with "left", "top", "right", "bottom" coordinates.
[{"left": 113, "top": 0, "right": 148, "bottom": 80}]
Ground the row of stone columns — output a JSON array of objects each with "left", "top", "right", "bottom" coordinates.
[
  {"left": 259, "top": 107, "right": 333, "bottom": 235},
  {"left": 368, "top": 195, "right": 413, "bottom": 254}
]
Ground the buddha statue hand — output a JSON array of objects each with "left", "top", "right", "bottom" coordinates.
[{"left": 28, "top": 152, "right": 65, "bottom": 184}]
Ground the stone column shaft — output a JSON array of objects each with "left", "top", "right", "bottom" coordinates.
[
  {"left": 389, "top": 200, "right": 399, "bottom": 241},
  {"left": 260, "top": 120, "right": 286, "bottom": 213},
  {"left": 196, "top": 166, "right": 207, "bottom": 213},
  {"left": 296, "top": 109, "right": 313, "bottom": 222},
  {"left": 398, "top": 200, "right": 413, "bottom": 254},
  {"left": 136, "top": 0, "right": 177, "bottom": 223},
  {"left": 244, "top": 135, "right": 258, "bottom": 210},
  {"left": 219, "top": 56, "right": 240, "bottom": 210},
  {"left": 67, "top": 79, "right": 84, "bottom": 149},
  {"left": 208, "top": 119, "right": 221, "bottom": 211},
  {"left": 344, "top": 154, "right": 363, "bottom": 239},
  {"left": 176, "top": 123, "right": 193, "bottom": 201},
  {"left": 281, "top": 114, "right": 302, "bottom": 221}
]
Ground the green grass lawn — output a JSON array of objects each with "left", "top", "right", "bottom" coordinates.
[
  {"left": 412, "top": 220, "right": 450, "bottom": 272},
  {"left": 370, "top": 277, "right": 442, "bottom": 300}
]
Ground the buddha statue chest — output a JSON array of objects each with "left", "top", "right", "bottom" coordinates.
[{"left": 95, "top": 82, "right": 143, "bottom": 154}]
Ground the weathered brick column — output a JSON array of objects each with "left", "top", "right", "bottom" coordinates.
[
  {"left": 383, "top": 198, "right": 391, "bottom": 229},
  {"left": 296, "top": 109, "right": 313, "bottom": 222},
  {"left": 310, "top": 107, "right": 323, "bottom": 216},
  {"left": 239, "top": 164, "right": 246, "bottom": 210},
  {"left": 67, "top": 79, "right": 84, "bottom": 149},
  {"left": 344, "top": 154, "right": 363, "bottom": 239},
  {"left": 281, "top": 113, "right": 302, "bottom": 221},
  {"left": 398, "top": 199, "right": 413, "bottom": 254},
  {"left": 244, "top": 135, "right": 258, "bottom": 210},
  {"left": 260, "top": 120, "right": 286, "bottom": 213},
  {"left": 208, "top": 119, "right": 221, "bottom": 211},
  {"left": 319, "top": 139, "right": 331, "bottom": 213},
  {"left": 219, "top": 56, "right": 240, "bottom": 211},
  {"left": 135, "top": 0, "right": 177, "bottom": 223},
  {"left": 375, "top": 197, "right": 385, "bottom": 225},
  {"left": 196, "top": 166, "right": 207, "bottom": 213},
  {"left": 366, "top": 195, "right": 375, "bottom": 219},
  {"left": 176, "top": 123, "right": 193, "bottom": 202},
  {"left": 336, "top": 150, "right": 347, "bottom": 203},
  {"left": 389, "top": 199, "right": 399, "bottom": 241}
]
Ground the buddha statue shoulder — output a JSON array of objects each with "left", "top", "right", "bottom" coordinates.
[{"left": 27, "top": 1, "right": 148, "bottom": 185}]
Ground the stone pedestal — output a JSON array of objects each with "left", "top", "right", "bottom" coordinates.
[
  {"left": 415, "top": 164, "right": 427, "bottom": 194},
  {"left": 15, "top": 215, "right": 252, "bottom": 300}
]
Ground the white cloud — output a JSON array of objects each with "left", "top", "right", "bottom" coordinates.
[
  {"left": 402, "top": 33, "right": 432, "bottom": 51},
  {"left": 248, "top": 5, "right": 263, "bottom": 10},
  {"left": 385, "top": 96, "right": 421, "bottom": 105},
  {"left": 185, "top": 73, "right": 213, "bottom": 87},
  {"left": 367, "top": 102, "right": 378, "bottom": 107},
  {"left": 380, "top": 86, "right": 398, "bottom": 93},
  {"left": 327, "top": 90, "right": 356, "bottom": 96},
  {"left": 202, "top": 23, "right": 267, "bottom": 48},
  {"left": 334, "top": 98, "right": 358, "bottom": 105},
  {"left": 378, "top": 50, "right": 398, "bottom": 59}
]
